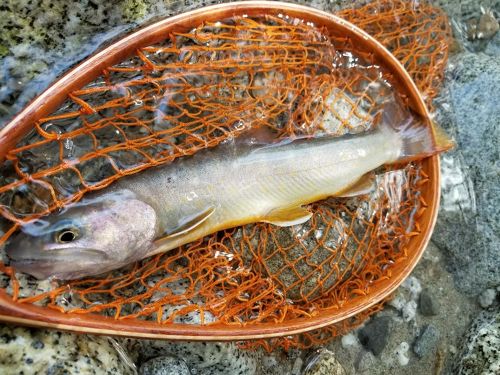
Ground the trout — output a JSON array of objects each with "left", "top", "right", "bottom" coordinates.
[{"left": 6, "top": 115, "right": 451, "bottom": 280}]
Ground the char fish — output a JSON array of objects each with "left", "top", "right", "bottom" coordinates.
[{"left": 6, "top": 114, "right": 452, "bottom": 280}]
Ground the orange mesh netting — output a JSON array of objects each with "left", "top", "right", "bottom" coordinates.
[{"left": 0, "top": 0, "right": 451, "bottom": 350}]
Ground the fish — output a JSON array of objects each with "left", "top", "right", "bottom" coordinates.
[{"left": 5, "top": 112, "right": 452, "bottom": 280}]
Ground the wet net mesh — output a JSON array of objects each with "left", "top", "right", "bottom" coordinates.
[{"left": 0, "top": 0, "right": 450, "bottom": 350}]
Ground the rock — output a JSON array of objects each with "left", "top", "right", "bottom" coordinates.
[
  {"left": 139, "top": 355, "right": 190, "bottom": 375},
  {"left": 455, "top": 308, "right": 500, "bottom": 374},
  {"left": 433, "top": 51, "right": 500, "bottom": 294},
  {"left": 0, "top": 325, "right": 133, "bottom": 374},
  {"left": 356, "top": 350, "right": 376, "bottom": 373},
  {"left": 413, "top": 325, "right": 440, "bottom": 358},
  {"left": 304, "top": 349, "right": 346, "bottom": 375},
  {"left": 340, "top": 333, "right": 360, "bottom": 349},
  {"left": 401, "top": 276, "right": 422, "bottom": 300},
  {"left": 291, "top": 356, "right": 303, "bottom": 375},
  {"left": 134, "top": 341, "right": 257, "bottom": 375},
  {"left": 394, "top": 342, "right": 410, "bottom": 366},
  {"left": 419, "top": 289, "right": 440, "bottom": 316},
  {"left": 388, "top": 292, "right": 407, "bottom": 312},
  {"left": 466, "top": 11, "right": 499, "bottom": 41},
  {"left": 478, "top": 288, "right": 497, "bottom": 308},
  {"left": 358, "top": 316, "right": 392, "bottom": 356},
  {"left": 484, "top": 32, "right": 500, "bottom": 56},
  {"left": 402, "top": 300, "right": 418, "bottom": 322}
]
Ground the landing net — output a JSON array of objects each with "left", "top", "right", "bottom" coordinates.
[{"left": 0, "top": 0, "right": 450, "bottom": 350}]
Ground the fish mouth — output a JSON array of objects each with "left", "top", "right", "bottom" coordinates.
[
  {"left": 7, "top": 249, "right": 112, "bottom": 280},
  {"left": 7, "top": 248, "right": 109, "bottom": 263}
]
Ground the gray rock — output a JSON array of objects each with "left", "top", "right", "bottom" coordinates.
[
  {"left": 358, "top": 316, "right": 392, "bottom": 356},
  {"left": 134, "top": 341, "right": 257, "bottom": 375},
  {"left": 484, "top": 32, "right": 500, "bottom": 56},
  {"left": 413, "top": 325, "right": 440, "bottom": 359},
  {"left": 139, "top": 355, "right": 190, "bottom": 375},
  {"left": 455, "top": 308, "right": 500, "bottom": 374},
  {"left": 478, "top": 289, "right": 498, "bottom": 308},
  {"left": 0, "top": 325, "right": 133, "bottom": 374},
  {"left": 419, "top": 289, "right": 440, "bottom": 316},
  {"left": 432, "top": 51, "right": 500, "bottom": 294},
  {"left": 356, "top": 351, "right": 377, "bottom": 373}
]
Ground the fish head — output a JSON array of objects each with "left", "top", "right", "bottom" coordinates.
[{"left": 5, "top": 190, "right": 157, "bottom": 280}]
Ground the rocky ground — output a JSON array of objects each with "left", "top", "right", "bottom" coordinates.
[{"left": 0, "top": 1, "right": 499, "bottom": 374}]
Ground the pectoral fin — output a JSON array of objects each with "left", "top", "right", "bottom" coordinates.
[
  {"left": 161, "top": 206, "right": 215, "bottom": 239},
  {"left": 336, "top": 173, "right": 375, "bottom": 198},
  {"left": 262, "top": 206, "right": 312, "bottom": 227}
]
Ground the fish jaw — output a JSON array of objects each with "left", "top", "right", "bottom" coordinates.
[{"left": 9, "top": 250, "right": 112, "bottom": 280}]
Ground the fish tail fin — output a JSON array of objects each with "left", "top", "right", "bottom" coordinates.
[{"left": 379, "top": 108, "right": 454, "bottom": 164}]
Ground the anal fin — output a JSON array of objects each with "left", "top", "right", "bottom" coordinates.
[
  {"left": 336, "top": 173, "right": 375, "bottom": 198},
  {"left": 262, "top": 206, "right": 312, "bottom": 227}
]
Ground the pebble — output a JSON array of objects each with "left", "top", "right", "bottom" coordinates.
[
  {"left": 356, "top": 350, "right": 376, "bottom": 373},
  {"left": 402, "top": 276, "right": 422, "bottom": 300},
  {"left": 291, "top": 356, "right": 303, "bottom": 375},
  {"left": 478, "top": 288, "right": 497, "bottom": 308},
  {"left": 304, "top": 349, "right": 346, "bottom": 375},
  {"left": 419, "top": 289, "right": 440, "bottom": 316},
  {"left": 358, "top": 315, "right": 392, "bottom": 356},
  {"left": 455, "top": 308, "right": 500, "bottom": 374},
  {"left": 413, "top": 324, "right": 440, "bottom": 358},
  {"left": 402, "top": 300, "right": 418, "bottom": 322},
  {"left": 340, "top": 333, "right": 360, "bottom": 349},
  {"left": 394, "top": 342, "right": 410, "bottom": 366},
  {"left": 388, "top": 292, "right": 406, "bottom": 311},
  {"left": 139, "top": 355, "right": 190, "bottom": 375},
  {"left": 467, "top": 10, "right": 500, "bottom": 40}
]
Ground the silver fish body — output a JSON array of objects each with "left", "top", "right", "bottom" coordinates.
[
  {"left": 124, "top": 127, "right": 401, "bottom": 252},
  {"left": 6, "top": 123, "right": 416, "bottom": 280}
]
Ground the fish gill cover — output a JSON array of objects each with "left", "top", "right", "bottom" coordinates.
[{"left": 0, "top": 0, "right": 450, "bottom": 350}]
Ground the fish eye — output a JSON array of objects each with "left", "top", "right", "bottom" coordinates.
[{"left": 55, "top": 228, "right": 79, "bottom": 244}]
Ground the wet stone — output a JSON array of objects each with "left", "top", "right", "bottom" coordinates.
[
  {"left": 139, "top": 355, "right": 190, "bottom": 375},
  {"left": 135, "top": 341, "right": 256, "bottom": 375},
  {"left": 357, "top": 316, "right": 392, "bottom": 356},
  {"left": 413, "top": 324, "right": 440, "bottom": 359},
  {"left": 433, "top": 51, "right": 500, "bottom": 294},
  {"left": 304, "top": 349, "right": 346, "bottom": 375},
  {"left": 0, "top": 325, "right": 132, "bottom": 374},
  {"left": 478, "top": 288, "right": 497, "bottom": 309},
  {"left": 355, "top": 351, "right": 376, "bottom": 373},
  {"left": 419, "top": 289, "right": 440, "bottom": 316},
  {"left": 455, "top": 307, "right": 500, "bottom": 374}
]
